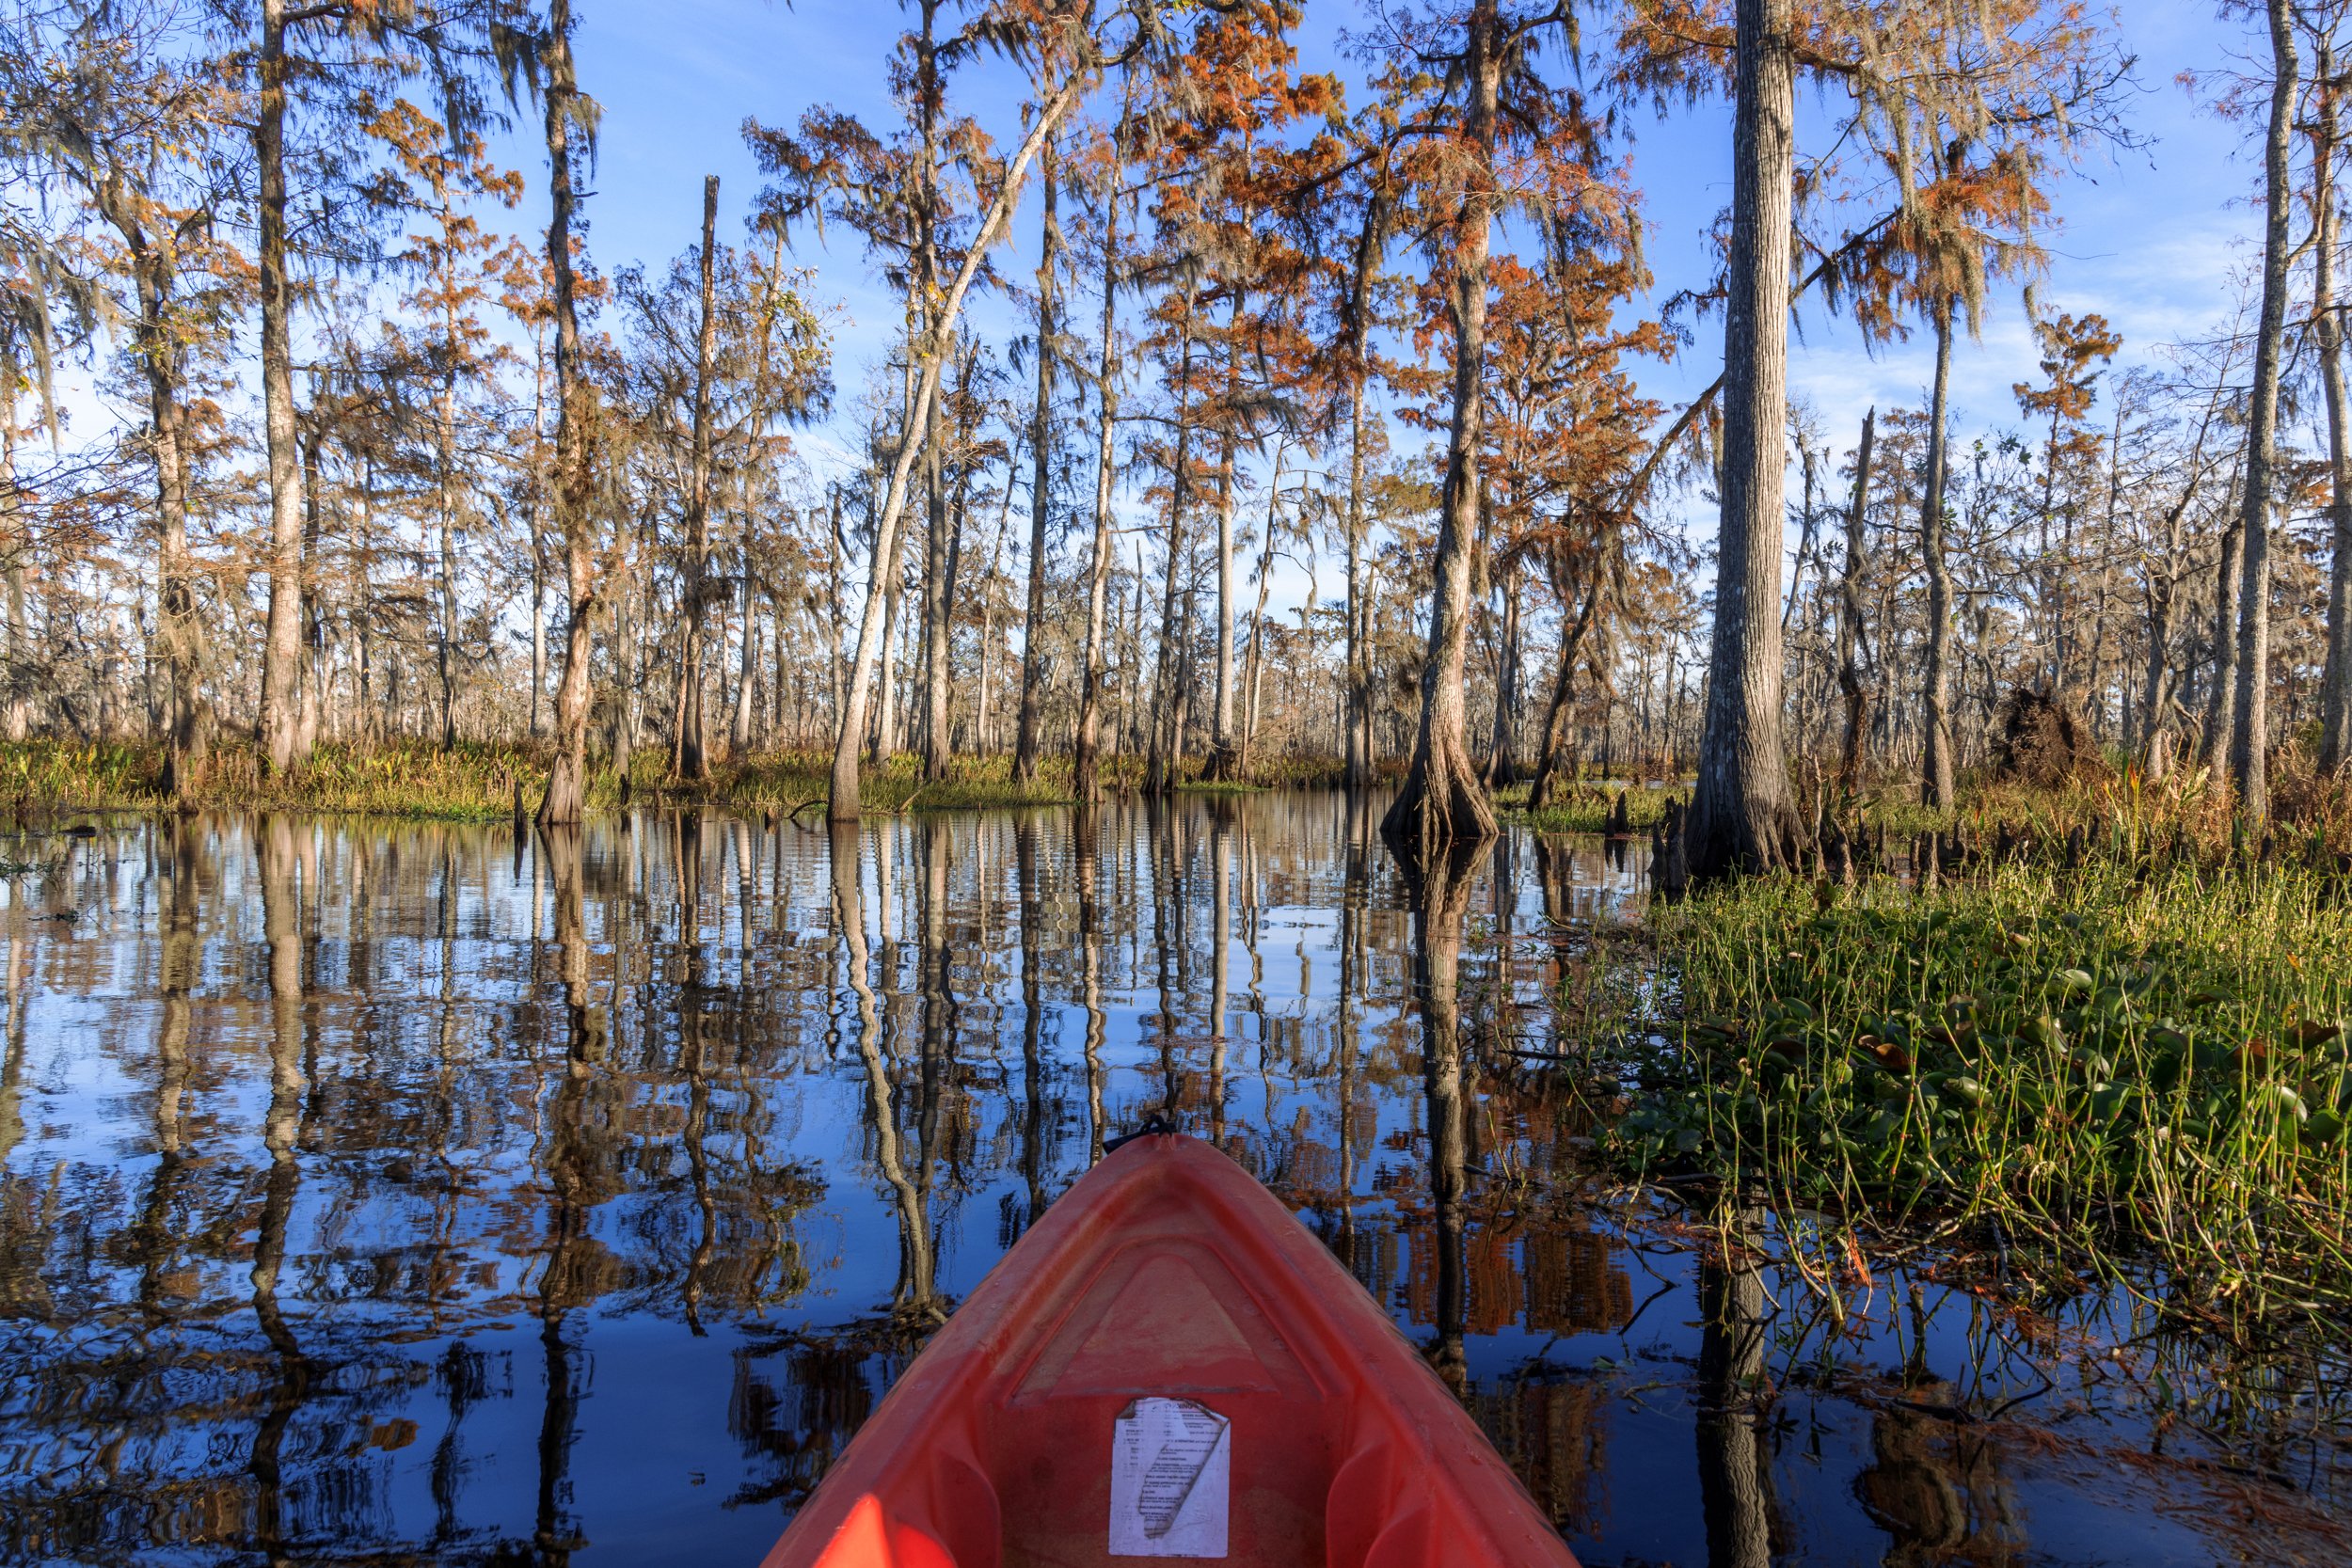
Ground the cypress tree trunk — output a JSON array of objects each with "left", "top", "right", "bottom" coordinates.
[
  {"left": 114, "top": 216, "right": 208, "bottom": 800},
  {"left": 1144, "top": 291, "right": 1197, "bottom": 797},
  {"left": 1203, "top": 293, "right": 1246, "bottom": 782},
  {"left": 731, "top": 570, "right": 758, "bottom": 753},
  {"left": 527, "top": 328, "right": 549, "bottom": 740},
  {"left": 1342, "top": 189, "right": 1385, "bottom": 792},
  {"left": 1485, "top": 565, "right": 1520, "bottom": 785},
  {"left": 2317, "top": 53, "right": 2352, "bottom": 774},
  {"left": 537, "top": 0, "right": 596, "bottom": 828},
  {"left": 1074, "top": 174, "right": 1121, "bottom": 804},
  {"left": 677, "top": 175, "right": 721, "bottom": 783},
  {"left": 437, "top": 367, "right": 460, "bottom": 749},
  {"left": 1525, "top": 577, "right": 1598, "bottom": 811},
  {"left": 256, "top": 0, "right": 306, "bottom": 776},
  {"left": 1013, "top": 135, "right": 1060, "bottom": 784},
  {"left": 1920, "top": 302, "right": 1956, "bottom": 809},
  {"left": 1202, "top": 423, "right": 1241, "bottom": 779},
  {"left": 436, "top": 166, "right": 467, "bottom": 753},
  {"left": 918, "top": 369, "right": 951, "bottom": 776},
  {"left": 2207, "top": 494, "right": 2243, "bottom": 769},
  {"left": 1343, "top": 385, "right": 1372, "bottom": 790},
  {"left": 1237, "top": 453, "right": 1282, "bottom": 775},
  {"left": 1836, "top": 409, "right": 1875, "bottom": 797},
  {"left": 1381, "top": 0, "right": 1502, "bottom": 856},
  {"left": 1, "top": 418, "right": 23, "bottom": 742},
  {"left": 828, "top": 80, "right": 1076, "bottom": 818},
  {"left": 1688, "top": 0, "right": 1802, "bottom": 876},
  {"left": 2231, "top": 0, "right": 2297, "bottom": 818},
  {"left": 611, "top": 531, "right": 637, "bottom": 783}
]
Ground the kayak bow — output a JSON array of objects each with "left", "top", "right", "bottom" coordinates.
[{"left": 760, "top": 1133, "right": 1580, "bottom": 1568}]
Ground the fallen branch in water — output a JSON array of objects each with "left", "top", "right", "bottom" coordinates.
[{"left": 774, "top": 797, "right": 827, "bottom": 831}]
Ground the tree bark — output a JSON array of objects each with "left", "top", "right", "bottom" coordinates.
[
  {"left": 2207, "top": 465, "right": 2244, "bottom": 769},
  {"left": 98, "top": 180, "right": 209, "bottom": 800},
  {"left": 1, "top": 418, "right": 23, "bottom": 741},
  {"left": 1203, "top": 293, "right": 1246, "bottom": 782},
  {"left": 256, "top": 0, "right": 306, "bottom": 776},
  {"left": 1013, "top": 134, "right": 1061, "bottom": 784},
  {"left": 2231, "top": 0, "right": 2297, "bottom": 818},
  {"left": 829, "top": 80, "right": 1078, "bottom": 819},
  {"left": 436, "top": 418, "right": 460, "bottom": 746},
  {"left": 1484, "top": 562, "right": 1520, "bottom": 784},
  {"left": 1526, "top": 575, "right": 1599, "bottom": 810},
  {"left": 1144, "top": 284, "right": 1198, "bottom": 797},
  {"left": 1381, "top": 0, "right": 1502, "bottom": 856},
  {"left": 2318, "top": 50, "right": 2352, "bottom": 774},
  {"left": 732, "top": 568, "right": 759, "bottom": 753},
  {"left": 1074, "top": 170, "right": 1121, "bottom": 804},
  {"left": 918, "top": 364, "right": 951, "bottom": 775},
  {"left": 1342, "top": 186, "right": 1387, "bottom": 793},
  {"left": 1919, "top": 302, "right": 1956, "bottom": 809},
  {"left": 2137, "top": 441, "right": 2210, "bottom": 781},
  {"left": 436, "top": 240, "right": 462, "bottom": 750},
  {"left": 1343, "top": 380, "right": 1373, "bottom": 791},
  {"left": 1237, "top": 449, "right": 1283, "bottom": 774},
  {"left": 537, "top": 0, "right": 596, "bottom": 828},
  {"left": 676, "top": 174, "right": 721, "bottom": 784},
  {"left": 1688, "top": 0, "right": 1802, "bottom": 877},
  {"left": 1836, "top": 409, "right": 1876, "bottom": 798}
]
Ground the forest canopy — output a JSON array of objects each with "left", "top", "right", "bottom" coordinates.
[{"left": 0, "top": 0, "right": 2337, "bottom": 871}]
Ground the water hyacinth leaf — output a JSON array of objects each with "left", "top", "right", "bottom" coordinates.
[
  {"left": 1937, "top": 1075, "right": 1988, "bottom": 1109},
  {"left": 1855, "top": 1036, "right": 1914, "bottom": 1074}
]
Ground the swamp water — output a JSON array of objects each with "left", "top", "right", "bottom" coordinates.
[{"left": 0, "top": 793, "right": 2339, "bottom": 1566}]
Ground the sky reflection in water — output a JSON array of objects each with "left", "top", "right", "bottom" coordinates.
[{"left": 0, "top": 795, "right": 2337, "bottom": 1566}]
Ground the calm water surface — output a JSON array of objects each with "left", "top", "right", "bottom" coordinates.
[{"left": 0, "top": 794, "right": 2339, "bottom": 1566}]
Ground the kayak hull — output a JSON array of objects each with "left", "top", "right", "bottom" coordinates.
[{"left": 761, "top": 1134, "right": 1579, "bottom": 1568}]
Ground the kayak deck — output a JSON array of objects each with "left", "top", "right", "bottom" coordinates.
[{"left": 761, "top": 1134, "right": 1578, "bottom": 1568}]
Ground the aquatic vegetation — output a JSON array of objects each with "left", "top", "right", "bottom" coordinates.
[
  {"left": 0, "top": 737, "right": 547, "bottom": 819},
  {"left": 683, "top": 749, "right": 1077, "bottom": 811},
  {"left": 1502, "top": 784, "right": 1677, "bottom": 835},
  {"left": 1608, "top": 856, "right": 2352, "bottom": 1317},
  {"left": 0, "top": 737, "right": 1364, "bottom": 818}
]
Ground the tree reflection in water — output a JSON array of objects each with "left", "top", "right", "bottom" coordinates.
[{"left": 0, "top": 798, "right": 2335, "bottom": 1565}]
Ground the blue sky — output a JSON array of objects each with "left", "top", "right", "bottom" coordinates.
[{"left": 495, "top": 0, "right": 2271, "bottom": 605}]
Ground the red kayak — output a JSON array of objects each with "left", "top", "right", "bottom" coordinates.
[{"left": 760, "top": 1133, "right": 1580, "bottom": 1568}]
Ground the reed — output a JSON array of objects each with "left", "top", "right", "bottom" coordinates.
[
  {"left": 0, "top": 738, "right": 545, "bottom": 819},
  {"left": 1498, "top": 783, "right": 1676, "bottom": 834},
  {"left": 1604, "top": 854, "right": 2352, "bottom": 1318}
]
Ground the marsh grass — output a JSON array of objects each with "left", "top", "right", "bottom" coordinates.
[
  {"left": 1498, "top": 782, "right": 1679, "bottom": 834},
  {"left": 0, "top": 738, "right": 544, "bottom": 818},
  {"left": 677, "top": 749, "right": 1075, "bottom": 812},
  {"left": 0, "top": 736, "right": 1365, "bottom": 819},
  {"left": 0, "top": 739, "right": 1089, "bottom": 818},
  {"left": 1600, "top": 857, "right": 2352, "bottom": 1320}
]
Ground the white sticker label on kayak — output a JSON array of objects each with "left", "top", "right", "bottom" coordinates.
[{"left": 1108, "top": 1397, "right": 1230, "bottom": 1558}]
